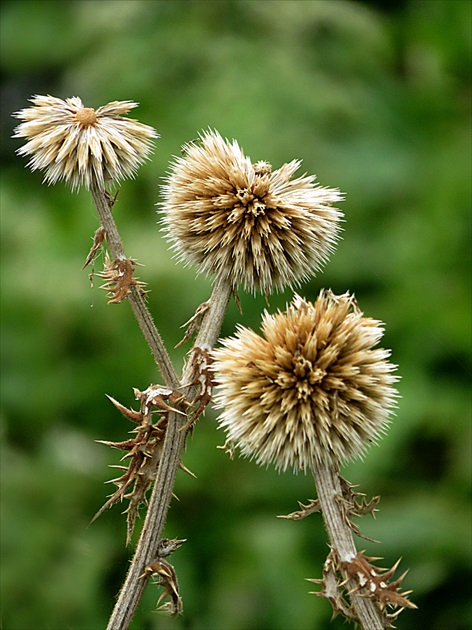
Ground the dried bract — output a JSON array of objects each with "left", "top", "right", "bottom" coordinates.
[
  {"left": 213, "top": 290, "right": 398, "bottom": 471},
  {"left": 277, "top": 498, "right": 320, "bottom": 521},
  {"left": 13, "top": 95, "right": 158, "bottom": 191},
  {"left": 309, "top": 550, "right": 415, "bottom": 627},
  {"left": 140, "top": 538, "right": 186, "bottom": 615},
  {"left": 144, "top": 559, "right": 183, "bottom": 615},
  {"left": 160, "top": 130, "right": 343, "bottom": 294},
  {"left": 307, "top": 550, "right": 357, "bottom": 622},
  {"left": 98, "top": 254, "right": 148, "bottom": 304},
  {"left": 93, "top": 385, "right": 192, "bottom": 543},
  {"left": 341, "top": 552, "right": 417, "bottom": 626}
]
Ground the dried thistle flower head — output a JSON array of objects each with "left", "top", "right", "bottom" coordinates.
[
  {"left": 13, "top": 95, "right": 158, "bottom": 191},
  {"left": 213, "top": 291, "right": 398, "bottom": 471},
  {"left": 160, "top": 130, "right": 343, "bottom": 294}
]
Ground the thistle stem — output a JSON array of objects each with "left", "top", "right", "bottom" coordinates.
[
  {"left": 90, "top": 179, "right": 179, "bottom": 389},
  {"left": 107, "top": 276, "right": 232, "bottom": 629},
  {"left": 312, "top": 459, "right": 384, "bottom": 630}
]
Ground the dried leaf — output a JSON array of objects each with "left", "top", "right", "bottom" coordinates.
[
  {"left": 176, "top": 300, "right": 210, "bottom": 347},
  {"left": 341, "top": 552, "right": 417, "bottom": 616},
  {"left": 93, "top": 387, "right": 193, "bottom": 543},
  {"left": 140, "top": 540, "right": 186, "bottom": 616},
  {"left": 82, "top": 226, "right": 107, "bottom": 269},
  {"left": 98, "top": 255, "right": 147, "bottom": 304},
  {"left": 277, "top": 498, "right": 320, "bottom": 520}
]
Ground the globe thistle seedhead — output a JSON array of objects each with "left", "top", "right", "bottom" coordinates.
[
  {"left": 213, "top": 291, "right": 398, "bottom": 472},
  {"left": 160, "top": 130, "right": 343, "bottom": 295},
  {"left": 13, "top": 95, "right": 158, "bottom": 191}
]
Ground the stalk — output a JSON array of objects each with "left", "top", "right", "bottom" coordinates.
[
  {"left": 312, "top": 459, "right": 384, "bottom": 630},
  {"left": 90, "top": 179, "right": 179, "bottom": 389},
  {"left": 107, "top": 276, "right": 232, "bottom": 629}
]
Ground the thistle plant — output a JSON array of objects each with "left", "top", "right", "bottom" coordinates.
[
  {"left": 213, "top": 291, "right": 415, "bottom": 628},
  {"left": 13, "top": 95, "right": 414, "bottom": 629},
  {"left": 13, "top": 95, "right": 157, "bottom": 191},
  {"left": 213, "top": 291, "right": 398, "bottom": 472},
  {"left": 161, "top": 129, "right": 342, "bottom": 294}
]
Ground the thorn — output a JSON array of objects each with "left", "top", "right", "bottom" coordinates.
[
  {"left": 395, "top": 569, "right": 410, "bottom": 585},
  {"left": 106, "top": 394, "right": 142, "bottom": 423},
  {"left": 178, "top": 417, "right": 196, "bottom": 433},
  {"left": 157, "top": 538, "right": 186, "bottom": 558},
  {"left": 277, "top": 499, "right": 320, "bottom": 520},
  {"left": 389, "top": 557, "right": 403, "bottom": 574},
  {"left": 167, "top": 406, "right": 188, "bottom": 417},
  {"left": 104, "top": 478, "right": 123, "bottom": 486},
  {"left": 179, "top": 462, "right": 197, "bottom": 478},
  {"left": 232, "top": 288, "right": 242, "bottom": 314},
  {"left": 175, "top": 300, "right": 211, "bottom": 348}
]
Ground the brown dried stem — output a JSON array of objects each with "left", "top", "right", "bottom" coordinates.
[
  {"left": 106, "top": 274, "right": 232, "bottom": 629},
  {"left": 90, "top": 179, "right": 179, "bottom": 389},
  {"left": 312, "top": 459, "right": 384, "bottom": 629}
]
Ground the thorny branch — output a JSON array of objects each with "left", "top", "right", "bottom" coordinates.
[
  {"left": 91, "top": 386, "right": 192, "bottom": 544},
  {"left": 98, "top": 254, "right": 148, "bottom": 304},
  {"left": 89, "top": 179, "right": 180, "bottom": 389},
  {"left": 307, "top": 461, "right": 415, "bottom": 629},
  {"left": 105, "top": 275, "right": 232, "bottom": 629},
  {"left": 138, "top": 538, "right": 187, "bottom": 615},
  {"left": 86, "top": 179, "right": 233, "bottom": 627}
]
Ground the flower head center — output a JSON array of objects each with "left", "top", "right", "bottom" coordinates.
[
  {"left": 295, "top": 356, "right": 326, "bottom": 399},
  {"left": 275, "top": 355, "right": 327, "bottom": 402},
  {"left": 75, "top": 107, "right": 98, "bottom": 127},
  {"left": 235, "top": 188, "right": 266, "bottom": 216},
  {"left": 293, "top": 355, "right": 313, "bottom": 378}
]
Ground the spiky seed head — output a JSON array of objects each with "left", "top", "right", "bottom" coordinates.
[
  {"left": 13, "top": 95, "right": 158, "bottom": 191},
  {"left": 212, "top": 290, "right": 399, "bottom": 471},
  {"left": 160, "top": 130, "right": 343, "bottom": 295}
]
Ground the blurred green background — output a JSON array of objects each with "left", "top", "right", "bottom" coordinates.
[{"left": 1, "top": 1, "right": 470, "bottom": 629}]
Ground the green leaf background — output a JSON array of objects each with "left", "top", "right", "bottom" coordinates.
[{"left": 1, "top": 1, "right": 470, "bottom": 628}]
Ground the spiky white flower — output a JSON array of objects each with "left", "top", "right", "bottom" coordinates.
[
  {"left": 13, "top": 95, "right": 158, "bottom": 191},
  {"left": 160, "top": 130, "right": 343, "bottom": 295},
  {"left": 213, "top": 290, "right": 399, "bottom": 471}
]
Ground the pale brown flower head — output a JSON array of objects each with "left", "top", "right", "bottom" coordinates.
[
  {"left": 13, "top": 95, "right": 158, "bottom": 191},
  {"left": 160, "top": 130, "right": 343, "bottom": 294},
  {"left": 213, "top": 291, "right": 398, "bottom": 471}
]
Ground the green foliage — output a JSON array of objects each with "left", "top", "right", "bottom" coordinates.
[{"left": 1, "top": 1, "right": 470, "bottom": 628}]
